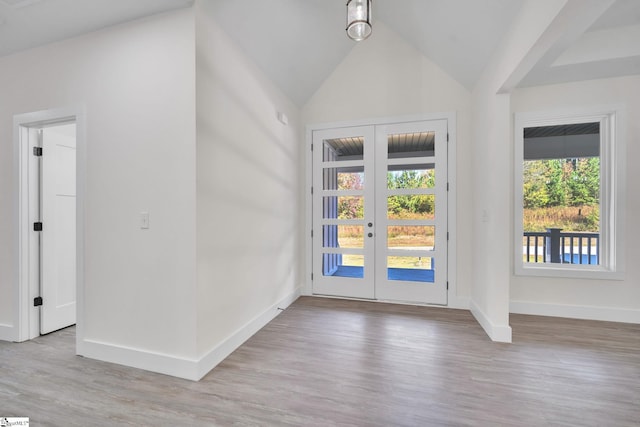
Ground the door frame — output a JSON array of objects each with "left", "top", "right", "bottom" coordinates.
[
  {"left": 13, "top": 106, "right": 86, "bottom": 348},
  {"left": 305, "top": 113, "right": 459, "bottom": 306}
]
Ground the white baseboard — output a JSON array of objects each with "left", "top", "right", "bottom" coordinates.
[
  {"left": 81, "top": 338, "right": 200, "bottom": 380},
  {"left": 80, "top": 287, "right": 302, "bottom": 381},
  {"left": 196, "top": 286, "right": 301, "bottom": 380},
  {"left": 510, "top": 301, "right": 640, "bottom": 324},
  {"left": 0, "top": 324, "right": 16, "bottom": 342},
  {"left": 470, "top": 300, "right": 512, "bottom": 343}
]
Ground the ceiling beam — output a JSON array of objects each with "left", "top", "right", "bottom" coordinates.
[
  {"left": 499, "top": 0, "right": 616, "bottom": 93},
  {"left": 552, "top": 24, "right": 640, "bottom": 66}
]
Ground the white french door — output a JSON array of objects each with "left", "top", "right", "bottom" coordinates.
[
  {"left": 312, "top": 119, "right": 448, "bottom": 305},
  {"left": 312, "top": 126, "right": 375, "bottom": 299}
]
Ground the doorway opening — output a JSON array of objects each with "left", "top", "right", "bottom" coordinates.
[
  {"left": 310, "top": 119, "right": 450, "bottom": 305},
  {"left": 15, "top": 107, "right": 85, "bottom": 345}
]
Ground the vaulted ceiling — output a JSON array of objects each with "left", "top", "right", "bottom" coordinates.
[
  {"left": 1, "top": 0, "right": 639, "bottom": 106},
  {"left": 0, "top": 0, "right": 193, "bottom": 55},
  {"left": 202, "top": 0, "right": 525, "bottom": 105}
]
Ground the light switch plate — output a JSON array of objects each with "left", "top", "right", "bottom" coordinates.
[{"left": 140, "top": 212, "right": 149, "bottom": 229}]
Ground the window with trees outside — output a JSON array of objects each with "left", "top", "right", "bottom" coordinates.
[{"left": 514, "top": 109, "right": 624, "bottom": 279}]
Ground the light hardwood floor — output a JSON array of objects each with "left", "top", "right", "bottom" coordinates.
[{"left": 1, "top": 296, "right": 639, "bottom": 426}]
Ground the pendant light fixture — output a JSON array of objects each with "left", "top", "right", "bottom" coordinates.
[{"left": 346, "top": 0, "right": 372, "bottom": 41}]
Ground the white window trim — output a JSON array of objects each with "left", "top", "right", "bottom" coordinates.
[{"left": 514, "top": 106, "right": 625, "bottom": 280}]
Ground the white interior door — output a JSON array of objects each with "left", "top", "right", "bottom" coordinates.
[
  {"left": 312, "top": 126, "right": 375, "bottom": 299},
  {"left": 374, "top": 120, "right": 448, "bottom": 304},
  {"left": 312, "top": 119, "right": 448, "bottom": 305},
  {"left": 40, "top": 123, "right": 77, "bottom": 334}
]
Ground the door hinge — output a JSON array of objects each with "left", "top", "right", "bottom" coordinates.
[
  {"left": 447, "top": 231, "right": 449, "bottom": 241},
  {"left": 311, "top": 229, "right": 313, "bottom": 238},
  {"left": 311, "top": 273, "right": 314, "bottom": 280},
  {"left": 447, "top": 133, "right": 449, "bottom": 142},
  {"left": 311, "top": 186, "right": 314, "bottom": 195},
  {"left": 446, "top": 281, "right": 449, "bottom": 290},
  {"left": 446, "top": 182, "right": 449, "bottom": 191},
  {"left": 33, "top": 147, "right": 43, "bottom": 156},
  {"left": 311, "top": 143, "right": 313, "bottom": 152},
  {"left": 34, "top": 296, "right": 43, "bottom": 307},
  {"left": 33, "top": 222, "right": 43, "bottom": 231}
]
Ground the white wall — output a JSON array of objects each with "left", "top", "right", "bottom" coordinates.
[
  {"left": 469, "top": 0, "right": 568, "bottom": 342},
  {"left": 469, "top": 88, "right": 512, "bottom": 341},
  {"left": 194, "top": 2, "right": 301, "bottom": 360},
  {"left": 0, "top": 9, "right": 199, "bottom": 361},
  {"left": 511, "top": 75, "right": 640, "bottom": 323},
  {"left": 1, "top": 3, "right": 301, "bottom": 380},
  {"left": 302, "top": 22, "right": 473, "bottom": 306}
]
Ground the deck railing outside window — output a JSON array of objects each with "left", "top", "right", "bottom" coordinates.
[{"left": 523, "top": 228, "right": 599, "bottom": 265}]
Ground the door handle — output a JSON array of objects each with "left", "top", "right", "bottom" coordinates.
[
  {"left": 368, "top": 232, "right": 373, "bottom": 238},
  {"left": 368, "top": 222, "right": 373, "bottom": 227}
]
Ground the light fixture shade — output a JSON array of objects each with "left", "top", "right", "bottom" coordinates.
[{"left": 346, "top": 0, "right": 372, "bottom": 41}]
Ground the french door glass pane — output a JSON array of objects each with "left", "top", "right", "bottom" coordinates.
[
  {"left": 323, "top": 196, "right": 364, "bottom": 219},
  {"left": 323, "top": 168, "right": 365, "bottom": 190},
  {"left": 388, "top": 165, "right": 435, "bottom": 189},
  {"left": 323, "top": 137, "right": 364, "bottom": 161},
  {"left": 387, "top": 256, "right": 434, "bottom": 283},
  {"left": 338, "top": 170, "right": 364, "bottom": 189},
  {"left": 323, "top": 253, "right": 364, "bottom": 278},
  {"left": 322, "top": 253, "right": 364, "bottom": 278},
  {"left": 342, "top": 254, "right": 364, "bottom": 267},
  {"left": 323, "top": 225, "right": 364, "bottom": 248},
  {"left": 388, "top": 132, "right": 435, "bottom": 158},
  {"left": 387, "top": 195, "right": 435, "bottom": 219},
  {"left": 387, "top": 226, "right": 434, "bottom": 249}
]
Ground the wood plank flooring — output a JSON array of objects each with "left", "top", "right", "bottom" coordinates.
[{"left": 1, "top": 296, "right": 639, "bottom": 426}]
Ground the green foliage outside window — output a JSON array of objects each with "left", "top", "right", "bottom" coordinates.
[
  {"left": 523, "top": 158, "right": 599, "bottom": 208},
  {"left": 523, "top": 157, "right": 600, "bottom": 232},
  {"left": 387, "top": 170, "right": 435, "bottom": 217}
]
